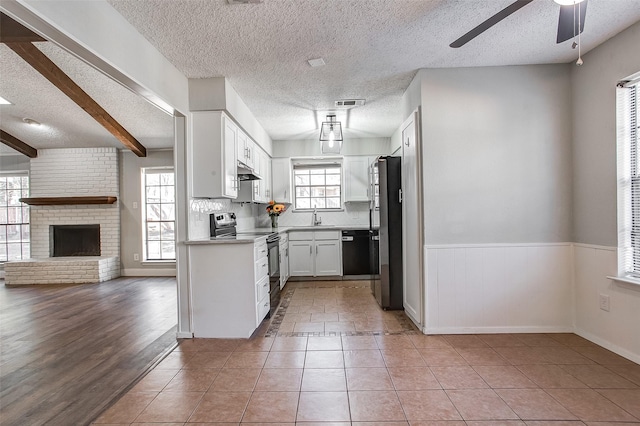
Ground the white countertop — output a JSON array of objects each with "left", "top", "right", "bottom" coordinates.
[{"left": 185, "top": 234, "right": 267, "bottom": 245}]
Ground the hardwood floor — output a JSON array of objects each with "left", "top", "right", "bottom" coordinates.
[{"left": 0, "top": 276, "right": 177, "bottom": 426}]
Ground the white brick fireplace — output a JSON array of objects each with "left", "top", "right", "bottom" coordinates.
[{"left": 5, "top": 148, "right": 121, "bottom": 285}]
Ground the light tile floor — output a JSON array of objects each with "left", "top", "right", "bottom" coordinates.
[{"left": 93, "top": 280, "right": 640, "bottom": 425}]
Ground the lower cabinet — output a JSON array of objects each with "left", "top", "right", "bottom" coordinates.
[
  {"left": 189, "top": 239, "right": 269, "bottom": 338},
  {"left": 279, "top": 233, "right": 289, "bottom": 289},
  {"left": 289, "top": 230, "right": 342, "bottom": 277}
]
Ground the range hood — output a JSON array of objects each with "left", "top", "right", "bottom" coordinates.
[{"left": 237, "top": 163, "right": 261, "bottom": 181}]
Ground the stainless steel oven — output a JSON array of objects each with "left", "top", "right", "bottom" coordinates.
[{"left": 266, "top": 233, "right": 280, "bottom": 316}]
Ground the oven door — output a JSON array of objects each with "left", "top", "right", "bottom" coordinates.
[{"left": 267, "top": 236, "right": 281, "bottom": 316}]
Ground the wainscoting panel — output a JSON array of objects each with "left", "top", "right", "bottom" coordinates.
[
  {"left": 425, "top": 244, "right": 574, "bottom": 334},
  {"left": 574, "top": 244, "right": 640, "bottom": 364}
]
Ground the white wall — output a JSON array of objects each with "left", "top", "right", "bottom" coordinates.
[
  {"left": 572, "top": 22, "right": 640, "bottom": 246},
  {"left": 119, "top": 150, "right": 176, "bottom": 275},
  {"left": 571, "top": 22, "right": 640, "bottom": 363},
  {"left": 189, "top": 78, "right": 273, "bottom": 155},
  {"left": 425, "top": 244, "right": 574, "bottom": 334},
  {"left": 419, "top": 65, "right": 573, "bottom": 245},
  {"left": 574, "top": 245, "right": 640, "bottom": 364},
  {"left": 0, "top": 154, "right": 30, "bottom": 172}
]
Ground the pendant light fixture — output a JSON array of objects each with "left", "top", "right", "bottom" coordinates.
[{"left": 319, "top": 114, "right": 343, "bottom": 154}]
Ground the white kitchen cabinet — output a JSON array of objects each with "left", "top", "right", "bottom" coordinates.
[
  {"left": 314, "top": 240, "right": 341, "bottom": 275},
  {"left": 237, "top": 129, "right": 255, "bottom": 170},
  {"left": 288, "top": 240, "right": 314, "bottom": 276},
  {"left": 190, "top": 111, "right": 238, "bottom": 199},
  {"left": 262, "top": 152, "right": 272, "bottom": 202},
  {"left": 271, "top": 158, "right": 292, "bottom": 203},
  {"left": 344, "top": 156, "right": 371, "bottom": 202},
  {"left": 279, "top": 233, "right": 289, "bottom": 289},
  {"left": 189, "top": 238, "right": 269, "bottom": 338},
  {"left": 289, "top": 230, "right": 342, "bottom": 277}
]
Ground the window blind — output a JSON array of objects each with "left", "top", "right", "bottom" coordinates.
[{"left": 619, "top": 82, "right": 639, "bottom": 276}]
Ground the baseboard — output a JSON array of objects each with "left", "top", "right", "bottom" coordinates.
[
  {"left": 423, "top": 326, "right": 575, "bottom": 334},
  {"left": 121, "top": 268, "right": 176, "bottom": 277},
  {"left": 288, "top": 276, "right": 342, "bottom": 281},
  {"left": 575, "top": 328, "right": 640, "bottom": 364},
  {"left": 176, "top": 331, "right": 193, "bottom": 339}
]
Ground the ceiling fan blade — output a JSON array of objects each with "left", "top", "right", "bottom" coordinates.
[
  {"left": 557, "top": 0, "right": 588, "bottom": 43},
  {"left": 450, "top": 0, "right": 534, "bottom": 48}
]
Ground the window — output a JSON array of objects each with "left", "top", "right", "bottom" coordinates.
[
  {"left": 143, "top": 168, "right": 175, "bottom": 261},
  {"left": 617, "top": 79, "right": 639, "bottom": 279},
  {"left": 293, "top": 163, "right": 342, "bottom": 210},
  {"left": 0, "top": 174, "right": 29, "bottom": 262}
]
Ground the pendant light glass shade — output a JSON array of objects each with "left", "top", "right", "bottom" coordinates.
[{"left": 319, "top": 114, "right": 343, "bottom": 154}]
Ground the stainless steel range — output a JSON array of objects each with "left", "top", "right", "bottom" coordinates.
[{"left": 210, "top": 212, "right": 281, "bottom": 316}]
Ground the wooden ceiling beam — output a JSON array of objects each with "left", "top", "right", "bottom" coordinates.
[
  {"left": 0, "top": 129, "right": 38, "bottom": 158},
  {"left": 5, "top": 41, "right": 147, "bottom": 157},
  {"left": 0, "top": 12, "right": 46, "bottom": 43}
]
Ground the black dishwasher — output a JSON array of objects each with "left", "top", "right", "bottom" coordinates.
[{"left": 342, "top": 230, "right": 371, "bottom": 276}]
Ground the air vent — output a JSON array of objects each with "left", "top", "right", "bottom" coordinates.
[{"left": 335, "top": 99, "right": 365, "bottom": 108}]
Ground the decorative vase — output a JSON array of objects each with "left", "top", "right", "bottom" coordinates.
[{"left": 270, "top": 215, "right": 278, "bottom": 228}]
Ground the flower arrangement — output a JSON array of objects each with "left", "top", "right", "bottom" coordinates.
[
  {"left": 266, "top": 200, "right": 286, "bottom": 216},
  {"left": 266, "top": 200, "right": 286, "bottom": 228}
]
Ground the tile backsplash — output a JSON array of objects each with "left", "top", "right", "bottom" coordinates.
[{"left": 188, "top": 198, "right": 370, "bottom": 240}]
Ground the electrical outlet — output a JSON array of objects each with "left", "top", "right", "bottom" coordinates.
[
  {"left": 132, "top": 201, "right": 138, "bottom": 209},
  {"left": 133, "top": 253, "right": 140, "bottom": 261},
  {"left": 599, "top": 294, "right": 610, "bottom": 312}
]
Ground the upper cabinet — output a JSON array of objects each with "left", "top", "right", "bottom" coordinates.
[
  {"left": 237, "top": 129, "right": 255, "bottom": 171},
  {"left": 190, "top": 111, "right": 238, "bottom": 199},
  {"left": 237, "top": 148, "right": 272, "bottom": 204},
  {"left": 271, "top": 158, "right": 292, "bottom": 204},
  {"left": 344, "top": 156, "right": 373, "bottom": 202}
]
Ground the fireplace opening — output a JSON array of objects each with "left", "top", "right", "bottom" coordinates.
[{"left": 50, "top": 225, "right": 101, "bottom": 257}]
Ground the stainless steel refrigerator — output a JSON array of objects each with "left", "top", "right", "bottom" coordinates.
[{"left": 370, "top": 156, "right": 403, "bottom": 310}]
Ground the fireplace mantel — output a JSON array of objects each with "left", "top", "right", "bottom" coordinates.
[{"left": 19, "top": 196, "right": 117, "bottom": 206}]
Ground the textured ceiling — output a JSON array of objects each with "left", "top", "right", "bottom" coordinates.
[
  {"left": 108, "top": 0, "right": 640, "bottom": 140},
  {"left": 1, "top": 0, "right": 639, "bottom": 155},
  {"left": 0, "top": 41, "right": 174, "bottom": 154}
]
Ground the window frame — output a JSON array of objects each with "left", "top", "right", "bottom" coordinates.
[
  {"left": 616, "top": 78, "right": 640, "bottom": 284},
  {"left": 141, "top": 167, "right": 176, "bottom": 262},
  {"left": 291, "top": 159, "right": 344, "bottom": 212},
  {"left": 0, "top": 172, "right": 30, "bottom": 263}
]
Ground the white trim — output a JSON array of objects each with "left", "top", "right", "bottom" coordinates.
[
  {"left": 425, "top": 242, "right": 572, "bottom": 249},
  {"left": 423, "top": 326, "right": 575, "bottom": 334},
  {"left": 575, "top": 328, "right": 640, "bottom": 364},
  {"left": 573, "top": 243, "right": 616, "bottom": 251},
  {"left": 176, "top": 331, "right": 193, "bottom": 339},
  {"left": 121, "top": 268, "right": 176, "bottom": 277},
  {"left": 607, "top": 275, "right": 640, "bottom": 288}
]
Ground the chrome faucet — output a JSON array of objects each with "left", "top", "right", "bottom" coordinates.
[{"left": 312, "top": 208, "right": 322, "bottom": 226}]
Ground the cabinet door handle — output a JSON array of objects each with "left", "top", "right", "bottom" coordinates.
[
  {"left": 284, "top": 189, "right": 287, "bottom": 199},
  {"left": 316, "top": 245, "right": 318, "bottom": 255},
  {"left": 405, "top": 137, "right": 410, "bottom": 147},
  {"left": 309, "top": 245, "right": 312, "bottom": 255}
]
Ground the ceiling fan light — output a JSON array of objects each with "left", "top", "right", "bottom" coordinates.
[{"left": 553, "top": 0, "right": 585, "bottom": 5}]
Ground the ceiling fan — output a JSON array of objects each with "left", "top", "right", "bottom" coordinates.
[{"left": 450, "top": 0, "right": 588, "bottom": 48}]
